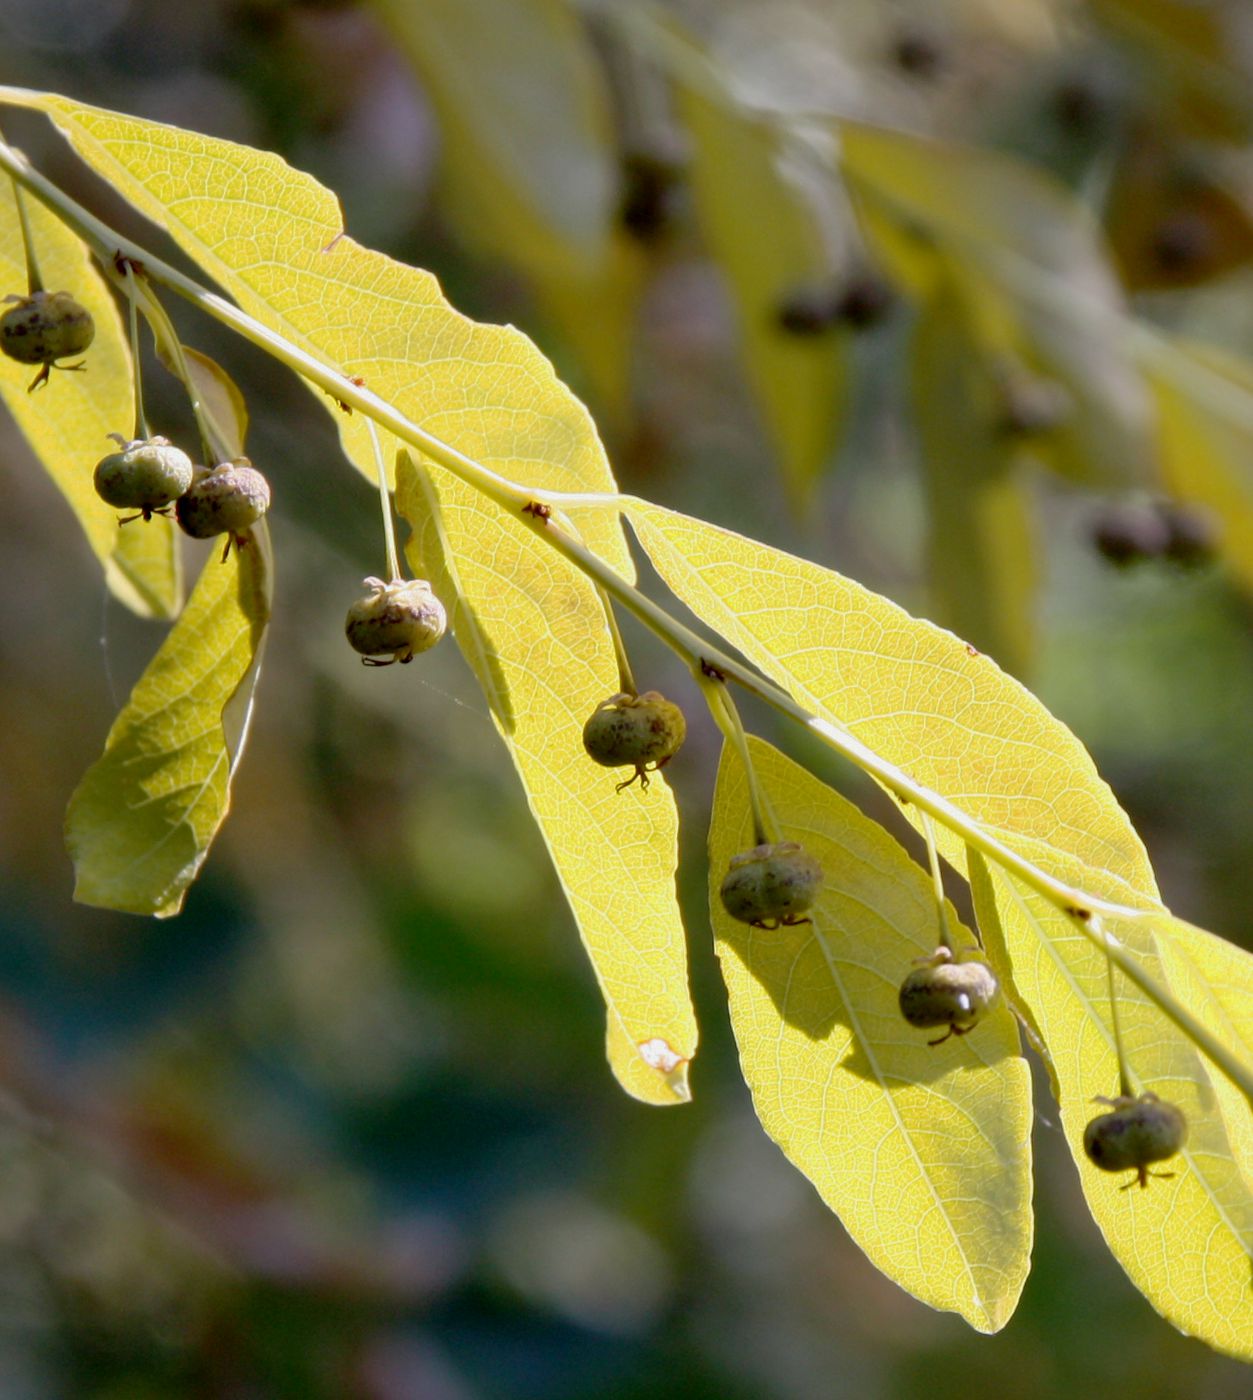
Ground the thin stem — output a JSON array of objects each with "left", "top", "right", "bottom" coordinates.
[
  {"left": 12, "top": 179, "right": 42, "bottom": 293},
  {"left": 128, "top": 273, "right": 225, "bottom": 463},
  {"left": 121, "top": 262, "right": 149, "bottom": 440},
  {"left": 364, "top": 418, "right": 401, "bottom": 581},
  {"left": 699, "top": 674, "right": 777, "bottom": 847},
  {"left": 921, "top": 813, "right": 956, "bottom": 954},
  {"left": 600, "top": 586, "right": 637, "bottom": 694},
  {"left": 1098, "top": 914, "right": 1134, "bottom": 1099},
  {"left": 3, "top": 130, "right": 1251, "bottom": 1108}
]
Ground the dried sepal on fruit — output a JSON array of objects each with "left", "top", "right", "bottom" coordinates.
[
  {"left": 93, "top": 434, "right": 194, "bottom": 521},
  {"left": 898, "top": 946, "right": 1001, "bottom": 1045},
  {"left": 175, "top": 458, "right": 271, "bottom": 557},
  {"left": 581, "top": 690, "right": 686, "bottom": 792},
  {"left": 1083, "top": 1091, "right": 1188, "bottom": 1190},
  {"left": 0, "top": 290, "right": 95, "bottom": 389},
  {"left": 345, "top": 576, "right": 447, "bottom": 666},
  {"left": 719, "top": 841, "right": 824, "bottom": 929}
]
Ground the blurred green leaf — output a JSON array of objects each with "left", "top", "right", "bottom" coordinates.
[
  {"left": 371, "top": 0, "right": 642, "bottom": 418},
  {"left": 0, "top": 176, "right": 179, "bottom": 617},
  {"left": 710, "top": 735, "right": 1032, "bottom": 1332},
  {"left": 1091, "top": 0, "right": 1253, "bottom": 139},
  {"left": 838, "top": 120, "right": 1152, "bottom": 485},
  {"left": 1147, "top": 335, "right": 1253, "bottom": 590},
  {"left": 65, "top": 534, "right": 271, "bottom": 917},
  {"left": 679, "top": 82, "right": 848, "bottom": 500},
  {"left": 912, "top": 267, "right": 1036, "bottom": 675}
]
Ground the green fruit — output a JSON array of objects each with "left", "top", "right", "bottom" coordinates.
[
  {"left": 719, "top": 841, "right": 823, "bottom": 928},
  {"left": 582, "top": 691, "right": 686, "bottom": 791},
  {"left": 898, "top": 951, "right": 1000, "bottom": 1044},
  {"left": 93, "top": 435, "right": 194, "bottom": 520},
  {"left": 175, "top": 459, "right": 271, "bottom": 550},
  {"left": 1083, "top": 1093, "right": 1188, "bottom": 1189},
  {"left": 345, "top": 576, "right": 447, "bottom": 665},
  {"left": 1, "top": 291, "right": 95, "bottom": 386}
]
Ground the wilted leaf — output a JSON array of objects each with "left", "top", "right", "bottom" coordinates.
[
  {"left": 0, "top": 175, "right": 179, "bottom": 617},
  {"left": 65, "top": 534, "right": 271, "bottom": 917},
  {"left": 679, "top": 81, "right": 848, "bottom": 500},
  {"left": 711, "top": 736, "right": 1031, "bottom": 1331}
]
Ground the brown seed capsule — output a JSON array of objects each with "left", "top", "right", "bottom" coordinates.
[
  {"left": 175, "top": 458, "right": 271, "bottom": 554},
  {"left": 898, "top": 949, "right": 1000, "bottom": 1044},
  {"left": 93, "top": 435, "right": 194, "bottom": 521},
  {"left": 582, "top": 691, "right": 686, "bottom": 791},
  {"left": 719, "top": 841, "right": 824, "bottom": 928},
  {"left": 345, "top": 576, "right": 447, "bottom": 665},
  {"left": 0, "top": 290, "right": 95, "bottom": 387},
  {"left": 1083, "top": 1092, "right": 1188, "bottom": 1189}
]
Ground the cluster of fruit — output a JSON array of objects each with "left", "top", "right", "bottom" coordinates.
[
  {"left": 6, "top": 278, "right": 1188, "bottom": 1196},
  {"left": 579, "top": 685, "right": 1188, "bottom": 1190}
]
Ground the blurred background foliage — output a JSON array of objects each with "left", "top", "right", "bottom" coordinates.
[{"left": 0, "top": 0, "right": 1250, "bottom": 1395}]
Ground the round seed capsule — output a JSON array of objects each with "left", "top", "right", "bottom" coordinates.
[
  {"left": 719, "top": 841, "right": 824, "bottom": 928},
  {"left": 175, "top": 459, "right": 271, "bottom": 552},
  {"left": 1, "top": 290, "right": 95, "bottom": 386},
  {"left": 1083, "top": 1092, "right": 1187, "bottom": 1189},
  {"left": 582, "top": 691, "right": 686, "bottom": 791},
  {"left": 898, "top": 951, "right": 1000, "bottom": 1044},
  {"left": 345, "top": 576, "right": 447, "bottom": 665},
  {"left": 93, "top": 435, "right": 194, "bottom": 520}
]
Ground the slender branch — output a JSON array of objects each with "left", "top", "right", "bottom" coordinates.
[{"left": 2, "top": 129, "right": 1251, "bottom": 1107}]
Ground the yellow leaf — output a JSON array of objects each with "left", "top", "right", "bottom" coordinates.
[
  {"left": 976, "top": 867, "right": 1253, "bottom": 1360},
  {"left": 19, "top": 89, "right": 696, "bottom": 1100},
  {"left": 395, "top": 459, "right": 696, "bottom": 1107},
  {"left": 624, "top": 498, "right": 1155, "bottom": 894},
  {"left": 65, "top": 534, "right": 271, "bottom": 917},
  {"left": 710, "top": 736, "right": 1031, "bottom": 1331},
  {"left": 679, "top": 82, "right": 848, "bottom": 500},
  {"left": 0, "top": 174, "right": 179, "bottom": 617}
]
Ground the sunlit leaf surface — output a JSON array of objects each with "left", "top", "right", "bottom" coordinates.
[
  {"left": 0, "top": 176, "right": 179, "bottom": 617},
  {"left": 625, "top": 499, "right": 1153, "bottom": 892},
  {"left": 65, "top": 534, "right": 270, "bottom": 917},
  {"left": 710, "top": 736, "right": 1031, "bottom": 1331}
]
